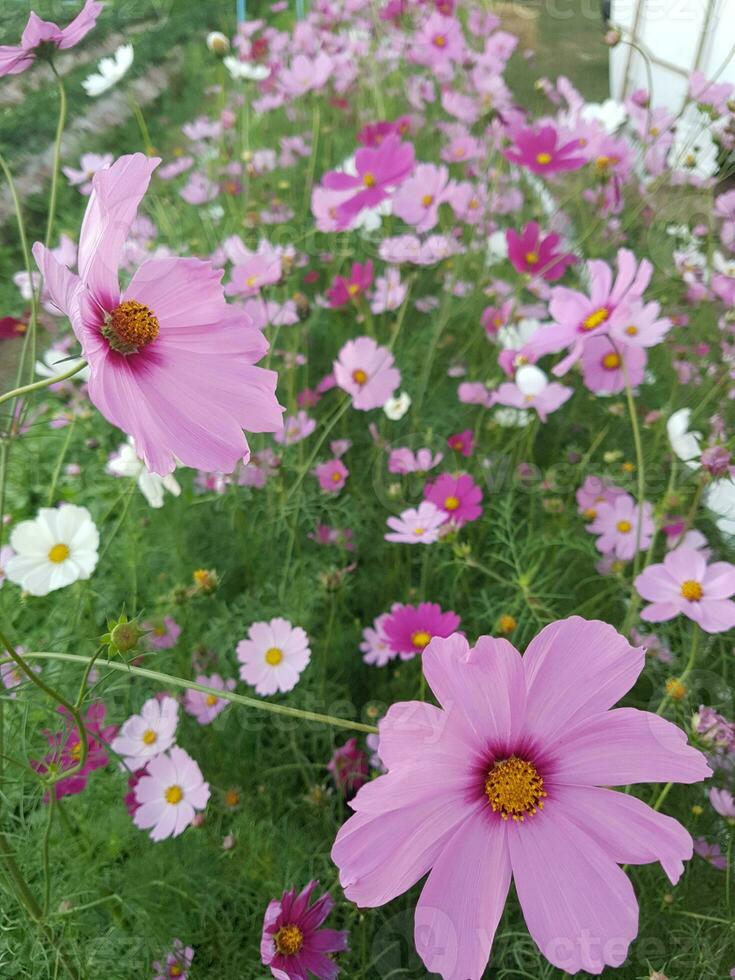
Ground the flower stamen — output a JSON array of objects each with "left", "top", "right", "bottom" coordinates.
[
  {"left": 103, "top": 299, "right": 160, "bottom": 355},
  {"left": 484, "top": 756, "right": 546, "bottom": 821}
]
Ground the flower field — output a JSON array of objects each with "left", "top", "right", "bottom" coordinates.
[{"left": 0, "top": 1, "right": 734, "bottom": 977}]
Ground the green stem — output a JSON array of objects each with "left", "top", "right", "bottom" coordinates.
[
  {"left": 621, "top": 358, "right": 646, "bottom": 635},
  {"left": 0, "top": 361, "right": 86, "bottom": 409},
  {"left": 14, "top": 652, "right": 378, "bottom": 735},
  {"left": 127, "top": 92, "right": 154, "bottom": 156},
  {"left": 47, "top": 418, "right": 76, "bottom": 506},
  {"left": 45, "top": 68, "right": 68, "bottom": 249}
]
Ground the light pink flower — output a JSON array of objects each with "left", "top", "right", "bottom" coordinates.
[
  {"left": 332, "top": 618, "right": 710, "bottom": 978},
  {"left": 314, "top": 459, "right": 349, "bottom": 494},
  {"left": 333, "top": 337, "right": 401, "bottom": 411},
  {"left": 580, "top": 337, "right": 647, "bottom": 395},
  {"left": 385, "top": 501, "right": 448, "bottom": 544},
  {"left": 370, "top": 267, "right": 407, "bottom": 314},
  {"left": 635, "top": 547, "right": 735, "bottom": 634},
  {"left": 32, "top": 154, "right": 282, "bottom": 475},
  {"left": 133, "top": 747, "right": 209, "bottom": 842},
  {"left": 183, "top": 674, "right": 236, "bottom": 725},
  {"left": 274, "top": 411, "right": 316, "bottom": 446},
  {"left": 587, "top": 494, "right": 654, "bottom": 560},
  {"left": 388, "top": 447, "right": 443, "bottom": 474},
  {"left": 62, "top": 152, "right": 113, "bottom": 195},
  {"left": 392, "top": 164, "right": 450, "bottom": 233},
  {"left": 237, "top": 618, "right": 310, "bottom": 696},
  {"left": 111, "top": 696, "right": 179, "bottom": 771},
  {"left": 0, "top": 0, "right": 101, "bottom": 77},
  {"left": 361, "top": 613, "right": 396, "bottom": 666}
]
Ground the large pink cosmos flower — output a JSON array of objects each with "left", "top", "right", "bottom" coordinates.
[
  {"left": 332, "top": 618, "right": 710, "bottom": 978},
  {"left": 528, "top": 249, "right": 653, "bottom": 376},
  {"left": 0, "top": 0, "right": 101, "bottom": 77},
  {"left": 505, "top": 222, "right": 577, "bottom": 281},
  {"left": 321, "top": 135, "right": 415, "bottom": 229},
  {"left": 32, "top": 154, "right": 283, "bottom": 476},
  {"left": 503, "top": 124, "right": 587, "bottom": 175},
  {"left": 261, "top": 880, "right": 348, "bottom": 980},
  {"left": 635, "top": 547, "right": 735, "bottom": 634}
]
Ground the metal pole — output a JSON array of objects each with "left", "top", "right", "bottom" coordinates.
[{"left": 237, "top": 0, "right": 246, "bottom": 22}]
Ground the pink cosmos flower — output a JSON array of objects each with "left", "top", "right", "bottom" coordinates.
[
  {"left": 0, "top": 0, "right": 101, "bottom": 77},
  {"left": 580, "top": 336, "right": 647, "bottom": 395},
  {"left": 385, "top": 501, "right": 448, "bottom": 544},
  {"left": 383, "top": 601, "right": 461, "bottom": 659},
  {"left": 33, "top": 154, "right": 282, "bottom": 476},
  {"left": 447, "top": 430, "right": 473, "bottom": 456},
  {"left": 237, "top": 618, "right": 311, "bottom": 696},
  {"left": 145, "top": 615, "right": 181, "bottom": 649},
  {"left": 710, "top": 787, "right": 735, "bottom": 820},
  {"left": 576, "top": 475, "right": 627, "bottom": 521},
  {"left": 62, "top": 152, "right": 113, "bottom": 196},
  {"left": 634, "top": 547, "right": 735, "bottom": 634},
  {"left": 279, "top": 51, "right": 333, "bottom": 98},
  {"left": 411, "top": 12, "right": 466, "bottom": 71},
  {"left": 424, "top": 472, "right": 483, "bottom": 526},
  {"left": 226, "top": 253, "right": 282, "bottom": 298},
  {"left": 328, "top": 738, "right": 369, "bottom": 796},
  {"left": 493, "top": 365, "right": 573, "bottom": 422},
  {"left": 153, "top": 939, "right": 194, "bottom": 980},
  {"left": 183, "top": 674, "right": 236, "bottom": 725},
  {"left": 326, "top": 261, "right": 374, "bottom": 307},
  {"left": 388, "top": 447, "right": 443, "bottom": 475},
  {"left": 332, "top": 618, "right": 710, "bottom": 978},
  {"left": 133, "top": 747, "right": 209, "bottom": 842},
  {"left": 587, "top": 494, "right": 654, "bottom": 560},
  {"left": 392, "top": 164, "right": 450, "bottom": 233},
  {"left": 111, "top": 695, "right": 179, "bottom": 771},
  {"left": 503, "top": 124, "right": 587, "bottom": 175},
  {"left": 608, "top": 300, "right": 672, "bottom": 348},
  {"left": 370, "top": 267, "right": 407, "bottom": 314},
  {"left": 274, "top": 411, "right": 316, "bottom": 445},
  {"left": 321, "top": 135, "right": 415, "bottom": 229},
  {"left": 315, "top": 459, "right": 349, "bottom": 494},
  {"left": 506, "top": 222, "right": 577, "bottom": 281},
  {"left": 31, "top": 702, "right": 115, "bottom": 801},
  {"left": 333, "top": 337, "right": 401, "bottom": 411},
  {"left": 694, "top": 836, "right": 728, "bottom": 870},
  {"left": 528, "top": 249, "right": 652, "bottom": 375},
  {"left": 261, "top": 880, "right": 348, "bottom": 980},
  {"left": 360, "top": 613, "right": 396, "bottom": 666}
]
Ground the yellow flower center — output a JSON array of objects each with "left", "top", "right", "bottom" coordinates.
[
  {"left": 169, "top": 967, "right": 183, "bottom": 978},
  {"left": 536, "top": 152, "right": 552, "bottom": 165},
  {"left": 584, "top": 507, "right": 597, "bottom": 520},
  {"left": 421, "top": 194, "right": 434, "bottom": 206},
  {"left": 274, "top": 923, "right": 304, "bottom": 957},
  {"left": 352, "top": 368, "right": 368, "bottom": 385},
  {"left": 433, "top": 33, "right": 446, "bottom": 47},
  {"left": 363, "top": 172, "right": 376, "bottom": 187},
  {"left": 468, "top": 197, "right": 479, "bottom": 209},
  {"left": 103, "top": 299, "right": 160, "bottom": 355},
  {"left": 582, "top": 307, "right": 610, "bottom": 331},
  {"left": 70, "top": 741, "right": 82, "bottom": 760},
  {"left": 625, "top": 325, "right": 638, "bottom": 336},
  {"left": 666, "top": 678, "right": 687, "bottom": 700},
  {"left": 347, "top": 283, "right": 360, "bottom": 296},
  {"left": 443, "top": 495, "right": 460, "bottom": 511},
  {"left": 680, "top": 579, "right": 703, "bottom": 601},
  {"left": 484, "top": 756, "right": 546, "bottom": 821},
  {"left": 616, "top": 520, "right": 632, "bottom": 533},
  {"left": 413, "top": 526, "right": 425, "bottom": 536},
  {"left": 142, "top": 729, "right": 157, "bottom": 746},
  {"left": 48, "top": 543, "right": 70, "bottom": 564},
  {"left": 225, "top": 789, "right": 240, "bottom": 807},
  {"left": 246, "top": 275, "right": 259, "bottom": 288},
  {"left": 265, "top": 647, "right": 283, "bottom": 666},
  {"left": 498, "top": 614, "right": 517, "bottom": 634},
  {"left": 206, "top": 694, "right": 219, "bottom": 706},
  {"left": 525, "top": 251, "right": 539, "bottom": 265},
  {"left": 602, "top": 352, "right": 621, "bottom": 370},
  {"left": 331, "top": 470, "right": 342, "bottom": 482},
  {"left": 165, "top": 784, "right": 183, "bottom": 805},
  {"left": 411, "top": 630, "right": 432, "bottom": 649}
]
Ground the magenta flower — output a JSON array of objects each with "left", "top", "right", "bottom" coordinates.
[
  {"left": 237, "top": 618, "right": 311, "bottom": 696},
  {"left": 328, "top": 738, "right": 369, "bottom": 796},
  {"left": 32, "top": 154, "right": 283, "bottom": 476},
  {"left": 32, "top": 702, "right": 116, "bottom": 801},
  {"left": 383, "top": 601, "right": 460, "bottom": 659},
  {"left": 634, "top": 547, "right": 735, "bottom": 634},
  {"left": 503, "top": 124, "right": 586, "bottom": 175},
  {"left": 332, "top": 618, "right": 710, "bottom": 978},
  {"left": 133, "top": 747, "right": 209, "bottom": 842},
  {"left": 183, "top": 674, "right": 236, "bottom": 725},
  {"left": 0, "top": 0, "right": 101, "bottom": 77},
  {"left": 385, "top": 501, "right": 448, "bottom": 544},
  {"left": 321, "top": 135, "right": 415, "bottom": 229},
  {"left": 587, "top": 494, "right": 654, "bottom": 560},
  {"left": 447, "top": 430, "right": 473, "bottom": 457},
  {"left": 261, "top": 880, "right": 348, "bottom": 980},
  {"left": 315, "top": 459, "right": 349, "bottom": 494},
  {"left": 153, "top": 939, "right": 194, "bottom": 980},
  {"left": 424, "top": 472, "right": 483, "bottom": 526},
  {"left": 333, "top": 337, "right": 400, "bottom": 411},
  {"left": 326, "top": 261, "right": 374, "bottom": 307},
  {"left": 506, "top": 222, "right": 577, "bottom": 281}
]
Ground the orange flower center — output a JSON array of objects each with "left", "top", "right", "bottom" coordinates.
[
  {"left": 206, "top": 694, "right": 219, "bottom": 706},
  {"left": 525, "top": 251, "right": 539, "bottom": 265},
  {"left": 433, "top": 33, "right": 446, "bottom": 47},
  {"left": 352, "top": 368, "right": 368, "bottom": 385},
  {"left": 602, "top": 352, "right": 621, "bottom": 370},
  {"left": 274, "top": 924, "right": 304, "bottom": 956},
  {"left": 485, "top": 756, "right": 546, "bottom": 822},
  {"left": 680, "top": 579, "right": 703, "bottom": 601},
  {"left": 582, "top": 307, "right": 610, "bottom": 332},
  {"left": 103, "top": 300, "right": 160, "bottom": 355},
  {"left": 411, "top": 630, "right": 432, "bottom": 649},
  {"left": 625, "top": 325, "right": 638, "bottom": 336}
]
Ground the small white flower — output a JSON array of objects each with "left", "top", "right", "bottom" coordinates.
[
  {"left": 667, "top": 408, "right": 701, "bottom": 468},
  {"left": 383, "top": 391, "right": 411, "bottom": 420},
  {"left": 515, "top": 364, "right": 548, "bottom": 397},
  {"left": 206, "top": 31, "right": 230, "bottom": 55},
  {"left": 6, "top": 505, "right": 99, "bottom": 597},
  {"left": 223, "top": 56, "right": 270, "bottom": 81},
  {"left": 485, "top": 230, "right": 508, "bottom": 266},
  {"left": 111, "top": 696, "right": 179, "bottom": 771},
  {"left": 35, "top": 346, "right": 89, "bottom": 383},
  {"left": 106, "top": 439, "right": 181, "bottom": 509},
  {"left": 82, "top": 44, "right": 134, "bottom": 97}
]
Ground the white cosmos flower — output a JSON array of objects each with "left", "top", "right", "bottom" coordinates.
[
  {"left": 383, "top": 391, "right": 411, "bottom": 420},
  {"left": 6, "top": 505, "right": 99, "bottom": 597},
  {"left": 667, "top": 408, "right": 702, "bottom": 469},
  {"left": 581, "top": 99, "right": 627, "bottom": 134},
  {"left": 82, "top": 44, "right": 134, "bottom": 97},
  {"left": 223, "top": 56, "right": 270, "bottom": 81},
  {"left": 515, "top": 364, "right": 548, "bottom": 397},
  {"left": 706, "top": 479, "right": 735, "bottom": 537},
  {"left": 106, "top": 439, "right": 181, "bottom": 509}
]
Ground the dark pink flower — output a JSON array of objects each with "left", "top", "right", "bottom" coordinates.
[
  {"left": 261, "top": 880, "right": 348, "bottom": 979},
  {"left": 447, "top": 430, "right": 474, "bottom": 456},
  {"left": 321, "top": 135, "right": 415, "bottom": 229},
  {"left": 326, "top": 261, "right": 374, "bottom": 307},
  {"left": 383, "top": 601, "right": 461, "bottom": 659},
  {"left": 31, "top": 702, "right": 116, "bottom": 801},
  {"left": 424, "top": 472, "right": 483, "bottom": 525},
  {"left": 506, "top": 222, "right": 577, "bottom": 281},
  {"left": 0, "top": 0, "right": 101, "bottom": 77},
  {"left": 328, "top": 738, "right": 369, "bottom": 795},
  {"left": 503, "top": 125, "right": 587, "bottom": 175}
]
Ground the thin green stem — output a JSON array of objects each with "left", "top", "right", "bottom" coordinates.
[
  {"left": 621, "top": 357, "right": 646, "bottom": 634},
  {"left": 14, "top": 652, "right": 378, "bottom": 734},
  {"left": 45, "top": 67, "right": 68, "bottom": 248},
  {"left": 47, "top": 418, "right": 76, "bottom": 506},
  {"left": 0, "top": 361, "right": 86, "bottom": 409}
]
